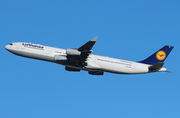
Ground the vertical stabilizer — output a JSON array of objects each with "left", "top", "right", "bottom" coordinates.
[{"left": 139, "top": 45, "right": 174, "bottom": 65}]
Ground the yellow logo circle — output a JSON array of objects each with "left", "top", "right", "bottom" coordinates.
[{"left": 156, "top": 50, "right": 166, "bottom": 61}]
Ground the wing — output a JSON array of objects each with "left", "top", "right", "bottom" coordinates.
[
  {"left": 65, "top": 37, "right": 98, "bottom": 67},
  {"left": 78, "top": 36, "right": 98, "bottom": 52}
]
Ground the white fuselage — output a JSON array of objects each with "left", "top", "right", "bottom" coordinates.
[{"left": 5, "top": 42, "right": 167, "bottom": 74}]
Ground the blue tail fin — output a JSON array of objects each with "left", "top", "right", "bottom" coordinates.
[{"left": 139, "top": 45, "right": 174, "bottom": 65}]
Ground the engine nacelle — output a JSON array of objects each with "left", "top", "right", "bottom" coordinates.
[
  {"left": 88, "top": 71, "right": 104, "bottom": 75},
  {"left": 66, "top": 48, "right": 81, "bottom": 55},
  {"left": 65, "top": 66, "right": 80, "bottom": 72},
  {"left": 54, "top": 55, "right": 67, "bottom": 61}
]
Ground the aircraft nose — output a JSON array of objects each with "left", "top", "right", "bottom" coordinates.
[
  {"left": 5, "top": 45, "right": 11, "bottom": 51},
  {"left": 4, "top": 45, "right": 8, "bottom": 50}
]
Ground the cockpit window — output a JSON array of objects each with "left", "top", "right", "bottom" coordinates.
[{"left": 9, "top": 43, "right": 13, "bottom": 45}]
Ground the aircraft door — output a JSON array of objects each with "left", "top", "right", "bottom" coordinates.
[{"left": 16, "top": 44, "right": 20, "bottom": 49}]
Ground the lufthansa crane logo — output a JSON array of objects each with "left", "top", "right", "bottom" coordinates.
[{"left": 156, "top": 50, "right": 166, "bottom": 61}]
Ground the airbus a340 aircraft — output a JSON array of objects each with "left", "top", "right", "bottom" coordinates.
[{"left": 5, "top": 37, "right": 174, "bottom": 75}]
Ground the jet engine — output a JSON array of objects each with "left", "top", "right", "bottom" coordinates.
[
  {"left": 88, "top": 71, "right": 104, "bottom": 75},
  {"left": 65, "top": 66, "right": 80, "bottom": 72},
  {"left": 66, "top": 48, "right": 81, "bottom": 55},
  {"left": 54, "top": 55, "right": 67, "bottom": 61}
]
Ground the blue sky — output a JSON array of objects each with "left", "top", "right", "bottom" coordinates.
[{"left": 1, "top": 0, "right": 180, "bottom": 118}]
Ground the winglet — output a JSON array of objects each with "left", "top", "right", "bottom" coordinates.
[{"left": 91, "top": 36, "right": 98, "bottom": 42}]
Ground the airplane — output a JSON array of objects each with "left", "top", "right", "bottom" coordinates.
[{"left": 5, "top": 37, "right": 174, "bottom": 75}]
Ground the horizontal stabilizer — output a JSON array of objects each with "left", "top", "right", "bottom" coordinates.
[
  {"left": 149, "top": 62, "right": 164, "bottom": 71},
  {"left": 165, "top": 71, "right": 172, "bottom": 73}
]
